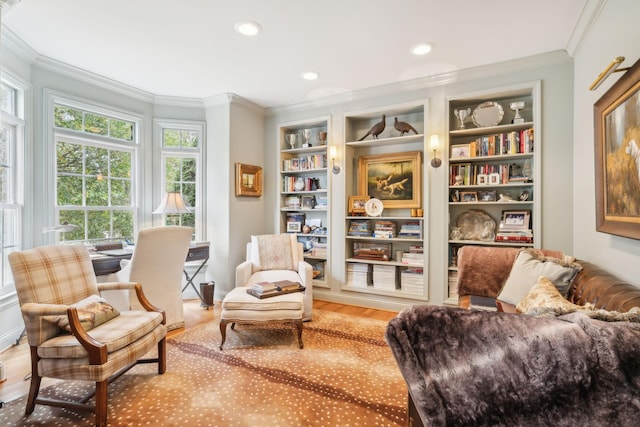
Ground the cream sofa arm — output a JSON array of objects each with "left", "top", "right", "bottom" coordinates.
[
  {"left": 298, "top": 260, "right": 313, "bottom": 321},
  {"left": 235, "top": 260, "right": 253, "bottom": 287}
]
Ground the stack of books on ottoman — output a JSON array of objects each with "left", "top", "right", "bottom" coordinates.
[{"left": 246, "top": 280, "right": 305, "bottom": 299}]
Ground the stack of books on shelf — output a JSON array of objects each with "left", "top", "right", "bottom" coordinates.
[
  {"left": 373, "top": 264, "right": 397, "bottom": 291},
  {"left": 448, "top": 271, "right": 459, "bottom": 297},
  {"left": 282, "top": 154, "right": 327, "bottom": 171},
  {"left": 348, "top": 220, "right": 372, "bottom": 237},
  {"left": 353, "top": 242, "right": 391, "bottom": 261},
  {"left": 312, "top": 242, "right": 327, "bottom": 258},
  {"left": 373, "top": 220, "right": 396, "bottom": 238},
  {"left": 469, "top": 129, "right": 534, "bottom": 157},
  {"left": 495, "top": 229, "right": 533, "bottom": 243},
  {"left": 398, "top": 221, "right": 422, "bottom": 239},
  {"left": 401, "top": 268, "right": 423, "bottom": 295},
  {"left": 401, "top": 245, "right": 424, "bottom": 267},
  {"left": 347, "top": 263, "right": 370, "bottom": 287}
]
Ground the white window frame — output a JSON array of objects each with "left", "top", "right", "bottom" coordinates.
[
  {"left": 154, "top": 119, "right": 205, "bottom": 241},
  {"left": 0, "top": 71, "right": 26, "bottom": 292},
  {"left": 45, "top": 90, "right": 142, "bottom": 244}
]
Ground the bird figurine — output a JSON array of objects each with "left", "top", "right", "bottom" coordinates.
[
  {"left": 358, "top": 115, "right": 386, "bottom": 141},
  {"left": 393, "top": 117, "right": 418, "bottom": 136}
]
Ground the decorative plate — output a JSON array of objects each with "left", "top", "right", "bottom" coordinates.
[
  {"left": 365, "top": 198, "right": 384, "bottom": 217},
  {"left": 455, "top": 209, "right": 496, "bottom": 241},
  {"left": 472, "top": 101, "right": 504, "bottom": 128}
]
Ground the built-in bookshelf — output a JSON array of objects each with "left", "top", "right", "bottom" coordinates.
[
  {"left": 343, "top": 102, "right": 428, "bottom": 301},
  {"left": 446, "top": 83, "right": 541, "bottom": 304},
  {"left": 278, "top": 117, "right": 331, "bottom": 287}
]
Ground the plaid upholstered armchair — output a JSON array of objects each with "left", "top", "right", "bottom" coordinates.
[{"left": 9, "top": 244, "right": 167, "bottom": 427}]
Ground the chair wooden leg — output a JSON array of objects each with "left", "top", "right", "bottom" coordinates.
[
  {"left": 157, "top": 337, "right": 166, "bottom": 374},
  {"left": 95, "top": 381, "right": 108, "bottom": 427},
  {"left": 26, "top": 347, "right": 41, "bottom": 415},
  {"left": 219, "top": 319, "right": 228, "bottom": 350},
  {"left": 295, "top": 319, "right": 304, "bottom": 349}
]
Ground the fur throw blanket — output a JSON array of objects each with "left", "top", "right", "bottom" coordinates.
[{"left": 385, "top": 305, "right": 640, "bottom": 426}]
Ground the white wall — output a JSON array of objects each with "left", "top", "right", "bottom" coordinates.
[{"left": 573, "top": 0, "right": 640, "bottom": 284}]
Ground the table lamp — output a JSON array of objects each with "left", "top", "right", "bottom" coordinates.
[{"left": 153, "top": 191, "right": 190, "bottom": 225}]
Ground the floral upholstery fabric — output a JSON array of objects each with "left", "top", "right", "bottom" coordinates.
[{"left": 251, "top": 234, "right": 296, "bottom": 271}]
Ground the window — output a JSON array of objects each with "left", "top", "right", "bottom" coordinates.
[
  {"left": 0, "top": 79, "right": 25, "bottom": 290},
  {"left": 155, "top": 120, "right": 204, "bottom": 240},
  {"left": 52, "top": 100, "right": 139, "bottom": 244}
]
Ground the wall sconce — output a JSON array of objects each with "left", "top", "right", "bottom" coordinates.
[
  {"left": 330, "top": 145, "right": 341, "bottom": 174},
  {"left": 590, "top": 56, "right": 629, "bottom": 90},
  {"left": 430, "top": 135, "right": 442, "bottom": 168}
]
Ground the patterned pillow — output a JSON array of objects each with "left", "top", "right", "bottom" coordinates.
[
  {"left": 250, "top": 234, "right": 296, "bottom": 271},
  {"left": 47, "top": 295, "right": 120, "bottom": 332},
  {"left": 497, "top": 249, "right": 582, "bottom": 305}
]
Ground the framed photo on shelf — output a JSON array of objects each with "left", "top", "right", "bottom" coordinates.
[
  {"left": 301, "top": 195, "right": 316, "bottom": 209},
  {"left": 235, "top": 163, "right": 263, "bottom": 197},
  {"left": 478, "top": 190, "right": 497, "bottom": 202},
  {"left": 594, "top": 57, "right": 640, "bottom": 240},
  {"left": 358, "top": 151, "right": 422, "bottom": 209},
  {"left": 348, "top": 195, "right": 369, "bottom": 215},
  {"left": 500, "top": 210, "right": 530, "bottom": 231},
  {"left": 451, "top": 144, "right": 471, "bottom": 158},
  {"left": 489, "top": 172, "right": 501, "bottom": 185},
  {"left": 477, "top": 174, "right": 488, "bottom": 185},
  {"left": 286, "top": 221, "right": 302, "bottom": 233},
  {"left": 460, "top": 191, "right": 478, "bottom": 202}
]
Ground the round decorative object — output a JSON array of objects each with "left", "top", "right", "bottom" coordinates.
[
  {"left": 294, "top": 177, "right": 305, "bottom": 191},
  {"left": 365, "top": 198, "right": 384, "bottom": 217},
  {"left": 455, "top": 209, "right": 496, "bottom": 241},
  {"left": 472, "top": 101, "right": 504, "bottom": 128},
  {"left": 450, "top": 227, "right": 463, "bottom": 240}
]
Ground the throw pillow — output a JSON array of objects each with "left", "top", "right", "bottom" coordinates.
[
  {"left": 497, "top": 249, "right": 582, "bottom": 305},
  {"left": 47, "top": 295, "right": 120, "bottom": 332},
  {"left": 251, "top": 234, "right": 296, "bottom": 271},
  {"left": 516, "top": 276, "right": 592, "bottom": 317}
]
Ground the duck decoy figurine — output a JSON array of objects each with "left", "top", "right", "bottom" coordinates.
[{"left": 358, "top": 115, "right": 386, "bottom": 141}]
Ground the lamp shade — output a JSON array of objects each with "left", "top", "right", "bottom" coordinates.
[{"left": 153, "top": 192, "right": 190, "bottom": 214}]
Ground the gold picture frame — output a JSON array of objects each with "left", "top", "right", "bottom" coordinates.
[
  {"left": 358, "top": 151, "right": 422, "bottom": 209},
  {"left": 594, "top": 57, "right": 640, "bottom": 240},
  {"left": 348, "top": 195, "right": 369, "bottom": 215},
  {"left": 235, "top": 163, "right": 263, "bottom": 197}
]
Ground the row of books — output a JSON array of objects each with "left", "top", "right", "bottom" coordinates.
[
  {"left": 282, "top": 154, "right": 327, "bottom": 172},
  {"left": 398, "top": 221, "right": 422, "bottom": 238},
  {"left": 469, "top": 129, "right": 534, "bottom": 157},
  {"left": 373, "top": 221, "right": 396, "bottom": 238},
  {"left": 282, "top": 176, "right": 320, "bottom": 192},
  {"left": 495, "top": 229, "right": 533, "bottom": 243},
  {"left": 348, "top": 220, "right": 423, "bottom": 239},
  {"left": 449, "top": 163, "right": 518, "bottom": 186}
]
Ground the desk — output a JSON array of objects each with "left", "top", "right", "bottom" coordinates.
[{"left": 91, "top": 244, "right": 210, "bottom": 303}]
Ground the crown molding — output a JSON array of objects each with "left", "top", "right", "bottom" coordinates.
[
  {"left": 2, "top": 25, "right": 37, "bottom": 63},
  {"left": 153, "top": 95, "right": 205, "bottom": 108},
  {"left": 203, "top": 92, "right": 264, "bottom": 114},
  {"left": 565, "top": 0, "right": 607, "bottom": 57}
]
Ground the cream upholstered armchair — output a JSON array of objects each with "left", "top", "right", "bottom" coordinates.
[
  {"left": 103, "top": 226, "right": 193, "bottom": 330},
  {"left": 235, "top": 233, "right": 313, "bottom": 320},
  {"left": 9, "top": 244, "right": 167, "bottom": 427}
]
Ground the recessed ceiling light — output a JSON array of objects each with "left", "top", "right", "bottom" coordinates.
[
  {"left": 301, "top": 71, "right": 319, "bottom": 81},
  {"left": 234, "top": 21, "right": 261, "bottom": 36},
  {"left": 411, "top": 43, "right": 433, "bottom": 56}
]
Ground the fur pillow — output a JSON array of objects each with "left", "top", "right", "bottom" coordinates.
[
  {"left": 47, "top": 295, "right": 120, "bottom": 332},
  {"left": 497, "top": 249, "right": 582, "bottom": 305},
  {"left": 517, "top": 276, "right": 640, "bottom": 322}
]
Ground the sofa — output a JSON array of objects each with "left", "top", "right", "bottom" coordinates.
[{"left": 386, "top": 246, "right": 640, "bottom": 427}]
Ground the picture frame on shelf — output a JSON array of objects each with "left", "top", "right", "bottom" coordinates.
[
  {"left": 284, "top": 195, "right": 301, "bottom": 209},
  {"left": 451, "top": 144, "right": 471, "bottom": 158},
  {"left": 460, "top": 191, "right": 478, "bottom": 202},
  {"left": 489, "top": 173, "right": 501, "bottom": 185},
  {"left": 477, "top": 174, "right": 488, "bottom": 185},
  {"left": 358, "top": 151, "right": 422, "bottom": 209},
  {"left": 235, "top": 163, "right": 263, "bottom": 197},
  {"left": 500, "top": 210, "right": 530, "bottom": 231},
  {"left": 348, "top": 195, "right": 369, "bottom": 215},
  {"left": 301, "top": 195, "right": 316, "bottom": 209},
  {"left": 594, "top": 57, "right": 640, "bottom": 240},
  {"left": 478, "top": 190, "right": 497, "bottom": 202},
  {"left": 286, "top": 221, "right": 302, "bottom": 233}
]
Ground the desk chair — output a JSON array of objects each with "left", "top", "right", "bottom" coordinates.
[
  {"left": 9, "top": 244, "right": 167, "bottom": 427},
  {"left": 103, "top": 226, "right": 193, "bottom": 330}
]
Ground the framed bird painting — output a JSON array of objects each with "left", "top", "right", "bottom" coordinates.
[{"left": 358, "top": 151, "right": 422, "bottom": 209}]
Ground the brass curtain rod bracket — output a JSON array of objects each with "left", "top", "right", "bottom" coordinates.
[{"left": 589, "top": 56, "right": 631, "bottom": 90}]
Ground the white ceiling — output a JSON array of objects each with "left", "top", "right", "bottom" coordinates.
[{"left": 3, "top": 0, "right": 589, "bottom": 108}]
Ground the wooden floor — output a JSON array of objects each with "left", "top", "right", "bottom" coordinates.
[{"left": 0, "top": 299, "right": 398, "bottom": 404}]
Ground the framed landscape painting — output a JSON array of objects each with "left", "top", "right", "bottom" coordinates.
[
  {"left": 594, "top": 57, "right": 640, "bottom": 240},
  {"left": 235, "top": 163, "right": 263, "bottom": 197},
  {"left": 358, "top": 151, "right": 422, "bottom": 209}
]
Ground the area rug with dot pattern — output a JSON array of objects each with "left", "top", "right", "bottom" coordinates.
[{"left": 0, "top": 309, "right": 407, "bottom": 426}]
